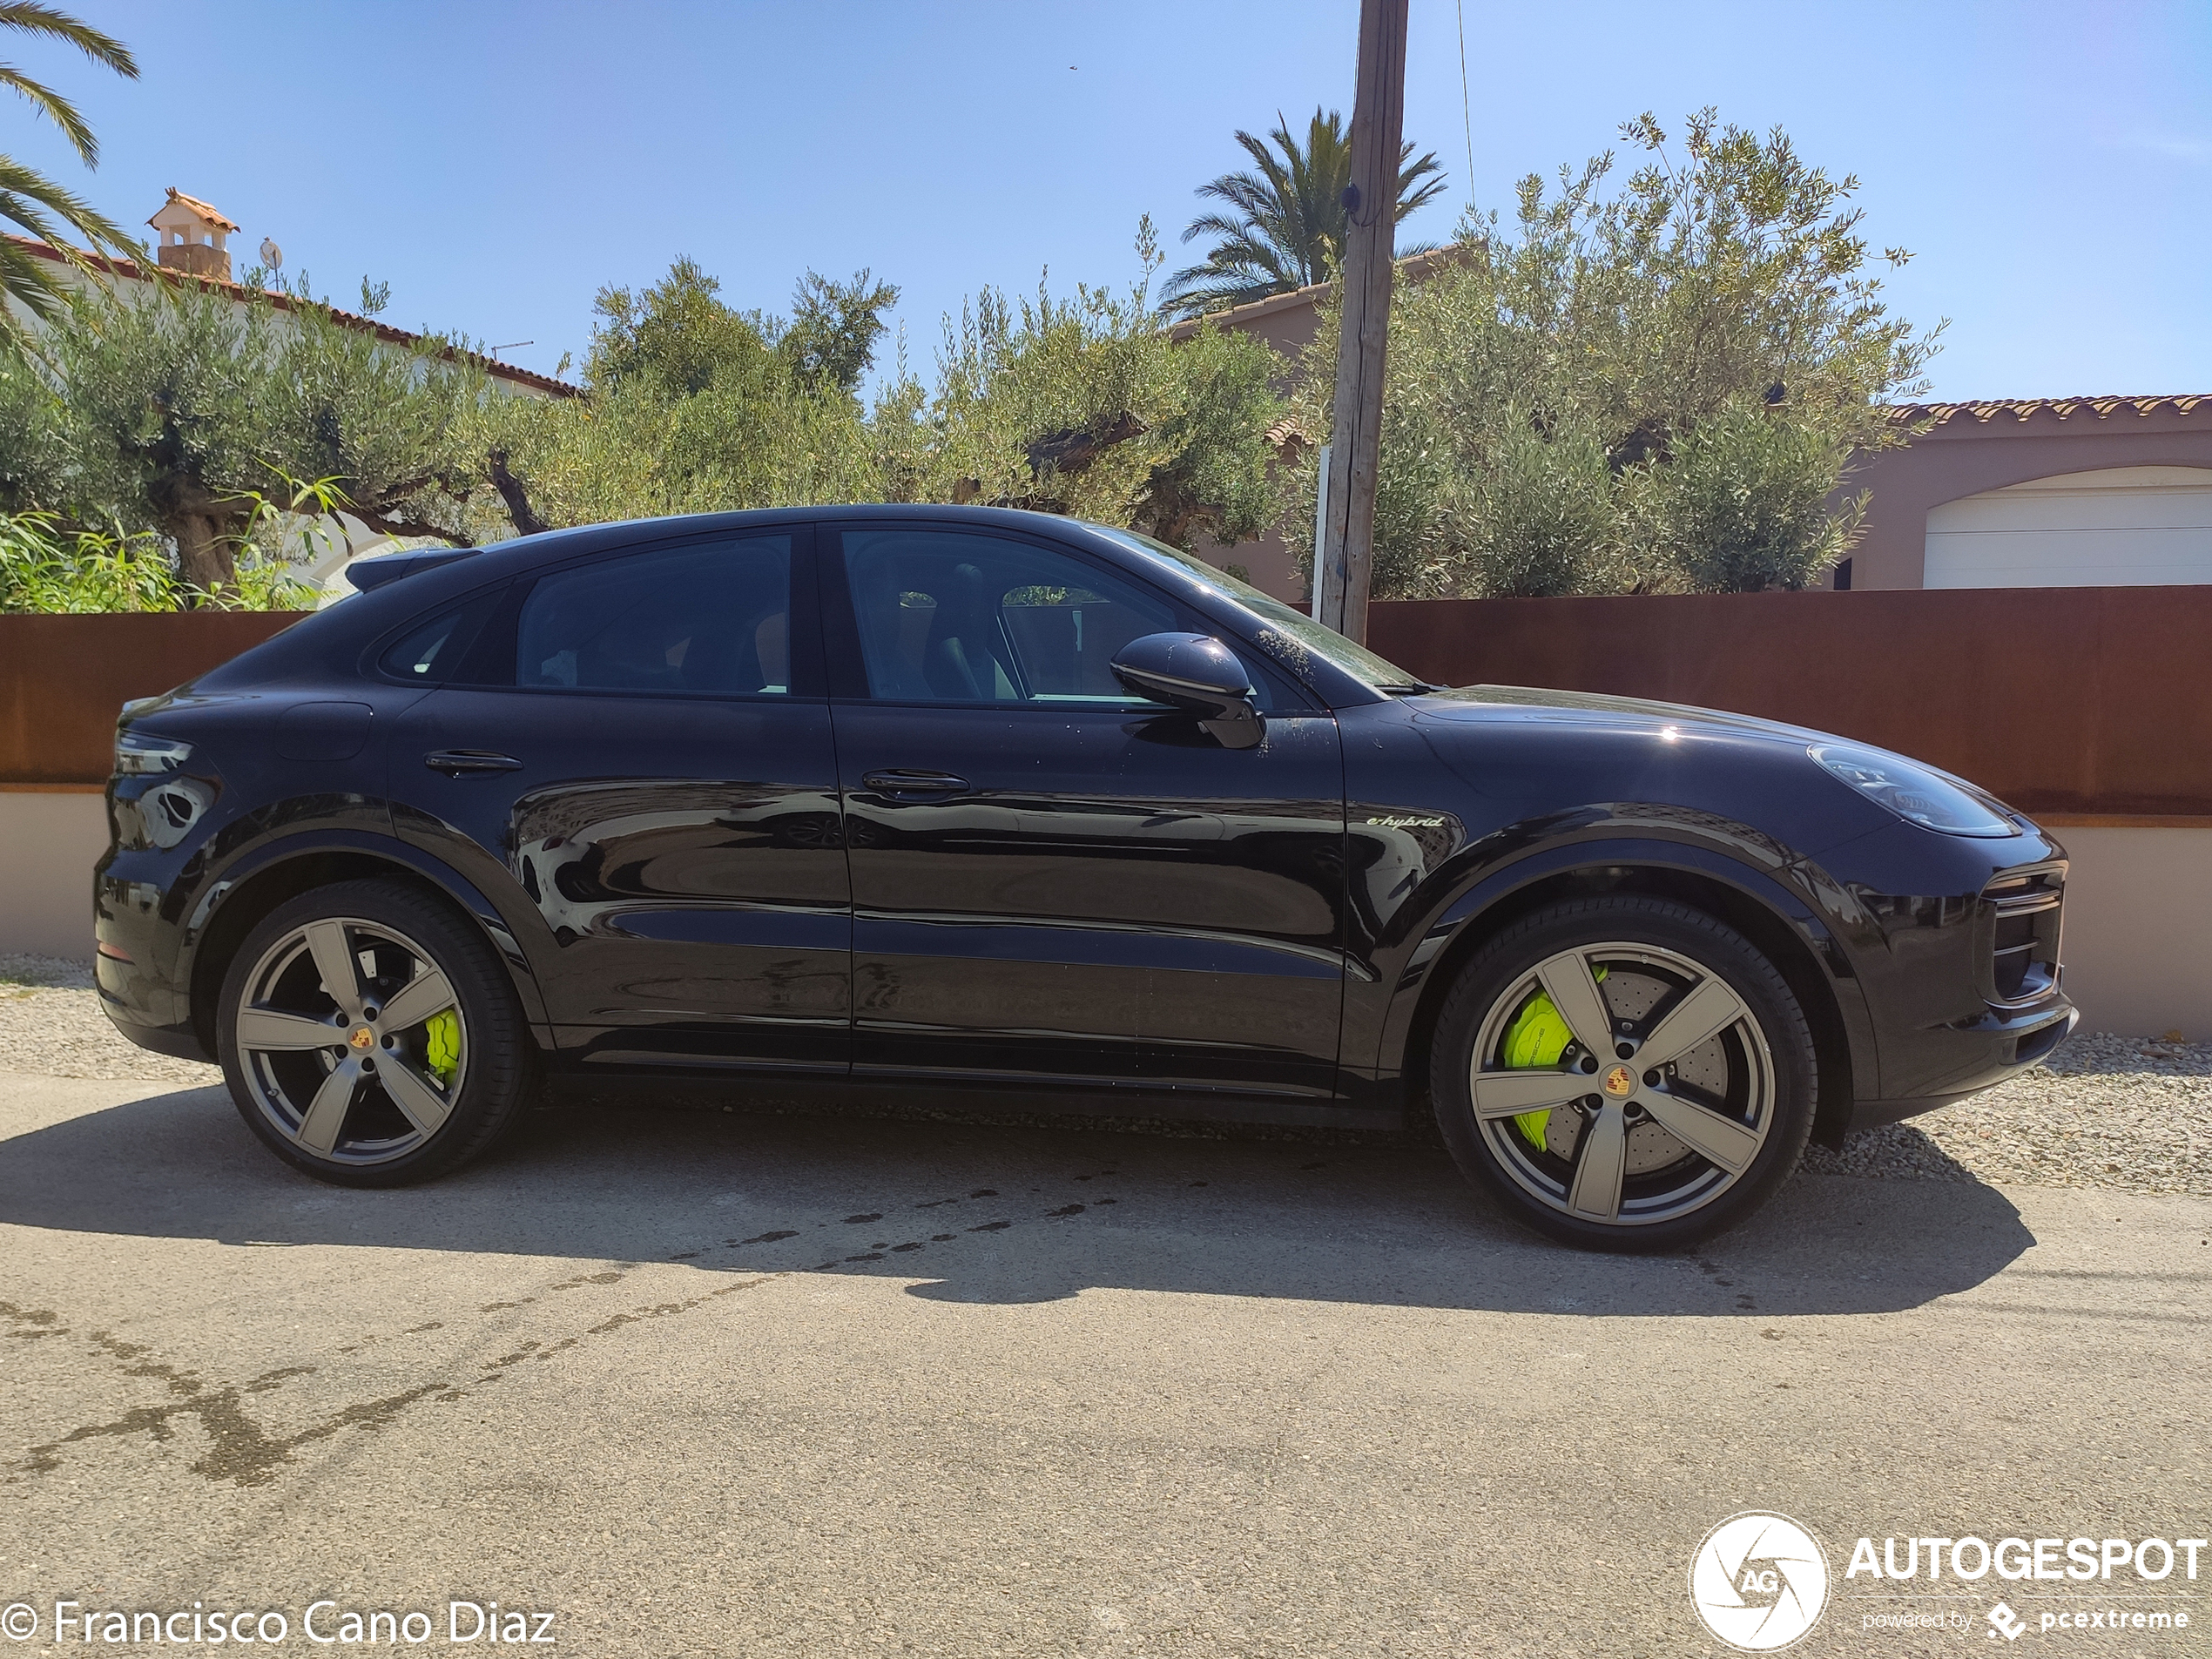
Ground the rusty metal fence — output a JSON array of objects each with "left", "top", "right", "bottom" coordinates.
[
  {"left": 5, "top": 588, "right": 2209, "bottom": 818},
  {"left": 0, "top": 613, "right": 303, "bottom": 786},
  {"left": 1368, "top": 587, "right": 2212, "bottom": 821}
]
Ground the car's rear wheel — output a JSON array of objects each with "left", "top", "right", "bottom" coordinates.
[
  {"left": 217, "top": 879, "right": 532, "bottom": 1186},
  {"left": 1430, "top": 896, "right": 1817, "bottom": 1251}
]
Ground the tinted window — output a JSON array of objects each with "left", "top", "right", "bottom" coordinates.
[
  {"left": 1085, "top": 523, "right": 1430, "bottom": 694},
  {"left": 842, "top": 529, "right": 1176, "bottom": 705},
  {"left": 379, "top": 590, "right": 501, "bottom": 682},
  {"left": 516, "top": 536, "right": 792, "bottom": 696}
]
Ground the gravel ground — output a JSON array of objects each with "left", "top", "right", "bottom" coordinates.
[
  {"left": 0, "top": 954, "right": 216, "bottom": 1085},
  {"left": 1799, "top": 1030, "right": 2211, "bottom": 1195},
  {"left": 3, "top": 951, "right": 2204, "bottom": 1195}
]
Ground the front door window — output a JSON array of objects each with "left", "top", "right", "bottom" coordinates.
[{"left": 841, "top": 528, "right": 1177, "bottom": 706}]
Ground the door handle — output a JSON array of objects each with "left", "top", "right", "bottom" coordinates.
[
  {"left": 862, "top": 769, "right": 969, "bottom": 797},
  {"left": 425, "top": 749, "right": 523, "bottom": 776}
]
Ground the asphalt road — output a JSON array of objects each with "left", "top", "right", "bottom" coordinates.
[{"left": 1, "top": 1071, "right": 2205, "bottom": 1657}]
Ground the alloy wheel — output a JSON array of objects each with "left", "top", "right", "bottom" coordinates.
[
  {"left": 1467, "top": 941, "right": 1776, "bottom": 1229},
  {"left": 233, "top": 915, "right": 468, "bottom": 1166}
]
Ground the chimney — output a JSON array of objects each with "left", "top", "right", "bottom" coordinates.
[{"left": 146, "top": 186, "right": 239, "bottom": 281}]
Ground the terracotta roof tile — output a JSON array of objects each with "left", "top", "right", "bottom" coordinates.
[
  {"left": 3, "top": 234, "right": 577, "bottom": 397},
  {"left": 1887, "top": 394, "right": 2212, "bottom": 427},
  {"left": 1166, "top": 244, "right": 1481, "bottom": 340},
  {"left": 148, "top": 187, "right": 239, "bottom": 233}
]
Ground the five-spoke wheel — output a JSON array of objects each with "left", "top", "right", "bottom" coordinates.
[
  {"left": 1432, "top": 898, "right": 1816, "bottom": 1250},
  {"left": 233, "top": 914, "right": 466, "bottom": 1163},
  {"left": 217, "top": 880, "right": 531, "bottom": 1185}
]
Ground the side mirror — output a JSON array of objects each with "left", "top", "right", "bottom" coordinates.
[{"left": 1109, "top": 632, "right": 1263, "bottom": 750}]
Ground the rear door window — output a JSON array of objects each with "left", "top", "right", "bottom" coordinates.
[{"left": 513, "top": 536, "right": 792, "bottom": 696}]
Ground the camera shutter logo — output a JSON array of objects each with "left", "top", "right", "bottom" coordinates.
[{"left": 1689, "top": 1512, "right": 1831, "bottom": 1651}]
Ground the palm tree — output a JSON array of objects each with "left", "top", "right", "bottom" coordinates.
[
  {"left": 1, "top": 3, "right": 139, "bottom": 336},
  {"left": 1162, "top": 107, "right": 1446, "bottom": 320}
]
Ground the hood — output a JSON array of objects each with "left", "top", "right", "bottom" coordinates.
[
  {"left": 1408, "top": 684, "right": 1841, "bottom": 748},
  {"left": 1401, "top": 683, "right": 2039, "bottom": 847}
]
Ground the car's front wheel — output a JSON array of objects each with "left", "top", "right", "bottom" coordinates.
[
  {"left": 1430, "top": 896, "right": 1817, "bottom": 1251},
  {"left": 217, "top": 879, "right": 532, "bottom": 1186}
]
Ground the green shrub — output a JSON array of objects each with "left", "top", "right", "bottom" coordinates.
[
  {"left": 0, "top": 513, "right": 176, "bottom": 611},
  {"left": 0, "top": 502, "right": 318, "bottom": 614},
  {"left": 1629, "top": 401, "right": 1864, "bottom": 591}
]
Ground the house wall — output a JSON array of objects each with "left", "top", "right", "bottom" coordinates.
[
  {"left": 1224, "top": 521, "right": 1305, "bottom": 603},
  {"left": 1843, "top": 403, "right": 2212, "bottom": 588},
  {"left": 2047, "top": 827, "right": 2212, "bottom": 1038},
  {"left": 1366, "top": 586, "right": 2212, "bottom": 817},
  {"left": 7, "top": 599, "right": 2206, "bottom": 1041},
  {"left": 1359, "top": 585, "right": 2212, "bottom": 1037},
  {"left": 0, "top": 613, "right": 304, "bottom": 784}
]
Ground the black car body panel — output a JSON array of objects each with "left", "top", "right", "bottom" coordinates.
[{"left": 96, "top": 504, "right": 2075, "bottom": 1147}]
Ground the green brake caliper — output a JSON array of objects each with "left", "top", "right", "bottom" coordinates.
[
  {"left": 423, "top": 1009, "right": 462, "bottom": 1086},
  {"left": 1498, "top": 968, "right": 1606, "bottom": 1152}
]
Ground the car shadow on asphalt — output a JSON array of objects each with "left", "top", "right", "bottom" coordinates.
[{"left": 0, "top": 1082, "right": 2036, "bottom": 1317}]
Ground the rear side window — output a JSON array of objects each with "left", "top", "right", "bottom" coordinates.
[
  {"left": 514, "top": 536, "right": 792, "bottom": 696},
  {"left": 378, "top": 590, "right": 502, "bottom": 681}
]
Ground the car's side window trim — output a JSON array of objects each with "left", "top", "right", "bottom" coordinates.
[
  {"left": 814, "top": 520, "right": 1312, "bottom": 713},
  {"left": 449, "top": 524, "right": 826, "bottom": 700}
]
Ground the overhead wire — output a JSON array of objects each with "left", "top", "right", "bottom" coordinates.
[{"left": 1455, "top": 0, "right": 1474, "bottom": 206}]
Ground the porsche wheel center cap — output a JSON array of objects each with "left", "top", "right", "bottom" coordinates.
[
  {"left": 348, "top": 1026, "right": 376, "bottom": 1052},
  {"left": 1602, "top": 1064, "right": 1636, "bottom": 1097}
]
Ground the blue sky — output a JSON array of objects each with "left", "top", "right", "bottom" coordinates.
[{"left": 10, "top": 0, "right": 2209, "bottom": 400}]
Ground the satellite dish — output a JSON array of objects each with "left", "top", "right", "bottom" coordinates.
[{"left": 260, "top": 238, "right": 282, "bottom": 271}]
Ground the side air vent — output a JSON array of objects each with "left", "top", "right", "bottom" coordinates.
[{"left": 1983, "top": 871, "right": 2063, "bottom": 1007}]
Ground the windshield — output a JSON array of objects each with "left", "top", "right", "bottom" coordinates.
[{"left": 1083, "top": 524, "right": 1433, "bottom": 695}]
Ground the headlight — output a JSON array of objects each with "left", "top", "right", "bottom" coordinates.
[
  {"left": 1810, "top": 744, "right": 2016, "bottom": 837},
  {"left": 114, "top": 730, "right": 193, "bottom": 775}
]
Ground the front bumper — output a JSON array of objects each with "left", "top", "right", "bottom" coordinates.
[
  {"left": 1848, "top": 1001, "right": 2077, "bottom": 1134},
  {"left": 1817, "top": 819, "right": 2077, "bottom": 1143}
]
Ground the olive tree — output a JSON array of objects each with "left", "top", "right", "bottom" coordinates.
[
  {"left": 36, "top": 280, "right": 273, "bottom": 589},
  {"left": 1287, "top": 110, "right": 1938, "bottom": 596},
  {"left": 478, "top": 258, "right": 890, "bottom": 533},
  {"left": 491, "top": 226, "right": 1287, "bottom": 557},
  {"left": 900, "top": 221, "right": 1285, "bottom": 550},
  {"left": 3, "top": 273, "right": 509, "bottom": 589}
]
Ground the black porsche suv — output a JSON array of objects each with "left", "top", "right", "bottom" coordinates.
[{"left": 97, "top": 506, "right": 2074, "bottom": 1249}]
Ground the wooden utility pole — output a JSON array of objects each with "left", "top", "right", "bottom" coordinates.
[{"left": 1312, "top": 0, "right": 1408, "bottom": 646}]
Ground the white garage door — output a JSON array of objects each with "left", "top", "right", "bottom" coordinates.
[{"left": 1923, "top": 465, "right": 2212, "bottom": 588}]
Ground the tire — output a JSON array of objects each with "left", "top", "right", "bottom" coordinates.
[
  {"left": 1429, "top": 896, "right": 1816, "bottom": 1251},
  {"left": 216, "top": 878, "right": 534, "bottom": 1187}
]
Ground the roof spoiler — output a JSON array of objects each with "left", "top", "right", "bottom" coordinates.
[{"left": 345, "top": 547, "right": 480, "bottom": 592}]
